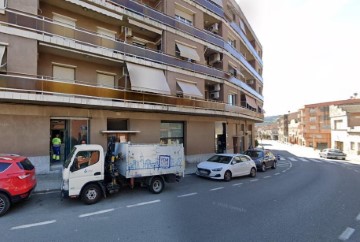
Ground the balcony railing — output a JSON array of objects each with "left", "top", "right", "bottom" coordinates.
[
  {"left": 2, "top": 10, "right": 225, "bottom": 80},
  {"left": 0, "top": 74, "right": 264, "bottom": 119},
  {"left": 108, "top": 0, "right": 263, "bottom": 82}
]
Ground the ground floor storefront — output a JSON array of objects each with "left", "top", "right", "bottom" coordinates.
[{"left": 0, "top": 103, "right": 255, "bottom": 174}]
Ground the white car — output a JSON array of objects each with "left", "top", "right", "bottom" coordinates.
[
  {"left": 319, "top": 148, "right": 346, "bottom": 160},
  {"left": 196, "top": 154, "right": 257, "bottom": 181}
]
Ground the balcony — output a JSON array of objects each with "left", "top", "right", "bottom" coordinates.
[
  {"left": 108, "top": 0, "right": 262, "bottom": 82},
  {"left": 0, "top": 74, "right": 264, "bottom": 120}
]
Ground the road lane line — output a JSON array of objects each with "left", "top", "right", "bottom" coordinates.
[
  {"left": 250, "top": 179, "right": 258, "bottom": 182},
  {"left": 299, "top": 158, "right": 309, "bottom": 162},
  {"left": 356, "top": 212, "right": 360, "bottom": 221},
  {"left": 126, "top": 200, "right": 160, "bottom": 208},
  {"left": 274, "top": 173, "right": 280, "bottom": 176},
  {"left": 79, "top": 209, "right": 115, "bottom": 218},
  {"left": 263, "top": 176, "right": 271, "bottom": 179},
  {"left": 210, "top": 187, "right": 224, "bottom": 191},
  {"left": 11, "top": 220, "right": 56, "bottom": 230},
  {"left": 288, "top": 157, "right": 297, "bottom": 161},
  {"left": 339, "top": 227, "right": 355, "bottom": 241},
  {"left": 232, "top": 183, "right": 243, "bottom": 186},
  {"left": 177, "top": 192, "right": 198, "bottom": 198}
]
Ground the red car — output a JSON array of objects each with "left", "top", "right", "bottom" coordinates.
[{"left": 0, "top": 155, "right": 37, "bottom": 216}]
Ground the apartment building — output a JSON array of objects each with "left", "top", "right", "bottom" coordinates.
[
  {"left": 330, "top": 100, "right": 360, "bottom": 155},
  {"left": 0, "top": 0, "right": 264, "bottom": 173}
]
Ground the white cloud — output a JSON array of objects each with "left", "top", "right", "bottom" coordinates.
[{"left": 237, "top": 0, "right": 360, "bottom": 115}]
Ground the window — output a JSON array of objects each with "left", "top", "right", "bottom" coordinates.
[
  {"left": 351, "top": 142, "right": 355, "bottom": 150},
  {"left": 0, "top": 162, "right": 11, "bottom": 172},
  {"left": 240, "top": 19, "right": 246, "bottom": 33},
  {"left": 309, "top": 108, "right": 316, "bottom": 113},
  {"left": 228, "top": 65, "right": 237, "bottom": 77},
  {"left": 53, "top": 13, "right": 76, "bottom": 27},
  {"left": 309, "top": 117, "right": 317, "bottom": 122},
  {"left": 0, "top": 43, "right": 7, "bottom": 72},
  {"left": 160, "top": 122, "right": 184, "bottom": 145},
  {"left": 310, "top": 125, "right": 317, "bottom": 130},
  {"left": 97, "top": 72, "right": 115, "bottom": 88},
  {"left": 175, "top": 6, "right": 194, "bottom": 26},
  {"left": 97, "top": 27, "right": 116, "bottom": 39},
  {"left": 228, "top": 38, "right": 236, "bottom": 48},
  {"left": 53, "top": 64, "right": 76, "bottom": 83},
  {"left": 334, "top": 120, "right": 343, "bottom": 130},
  {"left": 75, "top": 150, "right": 100, "bottom": 169},
  {"left": 228, "top": 93, "right": 236, "bottom": 106}
]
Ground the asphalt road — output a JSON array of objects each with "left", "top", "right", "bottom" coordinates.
[{"left": 2, "top": 142, "right": 360, "bottom": 242}]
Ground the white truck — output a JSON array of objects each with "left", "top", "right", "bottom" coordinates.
[{"left": 61, "top": 142, "right": 185, "bottom": 204}]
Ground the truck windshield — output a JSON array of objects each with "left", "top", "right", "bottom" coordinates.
[{"left": 63, "top": 147, "right": 77, "bottom": 168}]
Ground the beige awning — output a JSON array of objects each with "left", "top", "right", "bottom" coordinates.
[
  {"left": 177, "top": 81, "right": 203, "bottom": 98},
  {"left": 246, "top": 96, "right": 257, "bottom": 109},
  {"left": 126, "top": 63, "right": 171, "bottom": 95},
  {"left": 209, "top": 0, "right": 223, "bottom": 7},
  {"left": 128, "top": 19, "right": 162, "bottom": 35},
  {"left": 65, "top": 0, "right": 123, "bottom": 20},
  {"left": 175, "top": 43, "right": 200, "bottom": 62}
]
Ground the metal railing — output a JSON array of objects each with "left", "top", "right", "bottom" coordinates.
[{"left": 0, "top": 74, "right": 264, "bottom": 119}]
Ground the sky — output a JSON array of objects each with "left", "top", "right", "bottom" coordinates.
[{"left": 236, "top": 0, "right": 360, "bottom": 116}]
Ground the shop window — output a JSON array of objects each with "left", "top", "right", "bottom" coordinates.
[{"left": 160, "top": 122, "right": 184, "bottom": 145}]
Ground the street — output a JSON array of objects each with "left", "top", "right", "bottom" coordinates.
[{"left": 2, "top": 141, "right": 360, "bottom": 242}]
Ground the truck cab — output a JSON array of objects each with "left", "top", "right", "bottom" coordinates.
[{"left": 62, "top": 144, "right": 105, "bottom": 202}]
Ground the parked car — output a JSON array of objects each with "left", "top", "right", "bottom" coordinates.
[
  {"left": 244, "top": 148, "right": 278, "bottom": 172},
  {"left": 196, "top": 154, "right": 257, "bottom": 181},
  {"left": 319, "top": 148, "right": 346, "bottom": 160},
  {"left": 0, "top": 155, "right": 37, "bottom": 216}
]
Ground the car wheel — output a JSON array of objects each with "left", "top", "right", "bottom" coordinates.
[
  {"left": 249, "top": 168, "right": 256, "bottom": 177},
  {"left": 81, "top": 184, "right": 102, "bottom": 205},
  {"left": 0, "top": 193, "right": 10, "bottom": 217},
  {"left": 261, "top": 163, "right": 266, "bottom": 172},
  {"left": 149, "top": 176, "right": 164, "bottom": 194},
  {"left": 224, "top": 170, "right": 232, "bottom": 182},
  {"left": 271, "top": 161, "right": 277, "bottom": 169}
]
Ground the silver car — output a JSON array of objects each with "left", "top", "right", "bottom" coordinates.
[{"left": 319, "top": 148, "right": 346, "bottom": 160}]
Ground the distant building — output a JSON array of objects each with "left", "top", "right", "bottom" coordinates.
[{"left": 330, "top": 101, "right": 360, "bottom": 155}]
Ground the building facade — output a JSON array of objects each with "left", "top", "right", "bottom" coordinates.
[
  {"left": 330, "top": 101, "right": 360, "bottom": 155},
  {"left": 0, "top": 0, "right": 264, "bottom": 173}
]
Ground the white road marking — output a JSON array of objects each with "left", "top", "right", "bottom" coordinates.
[
  {"left": 355, "top": 170, "right": 360, "bottom": 173},
  {"left": 11, "top": 220, "right": 56, "bottom": 230},
  {"left": 232, "top": 183, "right": 243, "bottom": 186},
  {"left": 312, "top": 159, "right": 322, "bottom": 163},
  {"left": 299, "top": 158, "right": 309, "bottom": 162},
  {"left": 338, "top": 227, "right": 355, "bottom": 241},
  {"left": 250, "top": 179, "right": 258, "bottom": 182},
  {"left": 264, "top": 176, "right": 271, "bottom": 179},
  {"left": 282, "top": 170, "right": 287, "bottom": 173},
  {"left": 177, "top": 192, "right": 198, "bottom": 198},
  {"left": 126, "top": 200, "right": 160, "bottom": 208},
  {"left": 210, "top": 187, "right": 224, "bottom": 191},
  {"left": 274, "top": 173, "right": 280, "bottom": 176},
  {"left": 288, "top": 157, "right": 297, "bottom": 161},
  {"left": 79, "top": 209, "right": 115, "bottom": 218},
  {"left": 356, "top": 212, "right": 360, "bottom": 221}
]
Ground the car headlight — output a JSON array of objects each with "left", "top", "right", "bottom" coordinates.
[{"left": 212, "top": 167, "right": 223, "bottom": 171}]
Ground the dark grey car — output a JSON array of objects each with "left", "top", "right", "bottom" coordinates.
[{"left": 244, "top": 148, "right": 278, "bottom": 172}]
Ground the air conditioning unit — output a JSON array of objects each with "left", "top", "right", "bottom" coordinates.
[
  {"left": 210, "top": 91, "right": 219, "bottom": 99},
  {"left": 209, "top": 23, "right": 219, "bottom": 33},
  {"left": 209, "top": 53, "right": 221, "bottom": 65},
  {"left": 125, "top": 27, "right": 132, "bottom": 37},
  {"left": 214, "top": 83, "right": 220, "bottom": 91}
]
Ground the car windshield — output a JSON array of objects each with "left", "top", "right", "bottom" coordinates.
[
  {"left": 64, "top": 147, "right": 77, "bottom": 168},
  {"left": 207, "top": 155, "right": 232, "bottom": 164},
  {"left": 244, "top": 150, "right": 263, "bottom": 158}
]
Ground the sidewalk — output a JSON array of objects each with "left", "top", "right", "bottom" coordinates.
[{"left": 34, "top": 162, "right": 199, "bottom": 193}]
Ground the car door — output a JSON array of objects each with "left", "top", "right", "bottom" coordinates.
[
  {"left": 231, "top": 156, "right": 243, "bottom": 177},
  {"left": 232, "top": 155, "right": 250, "bottom": 176}
]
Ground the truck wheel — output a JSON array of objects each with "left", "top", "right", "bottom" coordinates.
[
  {"left": 0, "top": 193, "right": 10, "bottom": 217},
  {"left": 81, "top": 184, "right": 102, "bottom": 205},
  {"left": 149, "top": 177, "right": 164, "bottom": 194}
]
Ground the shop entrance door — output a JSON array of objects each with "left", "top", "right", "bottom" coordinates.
[{"left": 50, "top": 119, "right": 89, "bottom": 162}]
